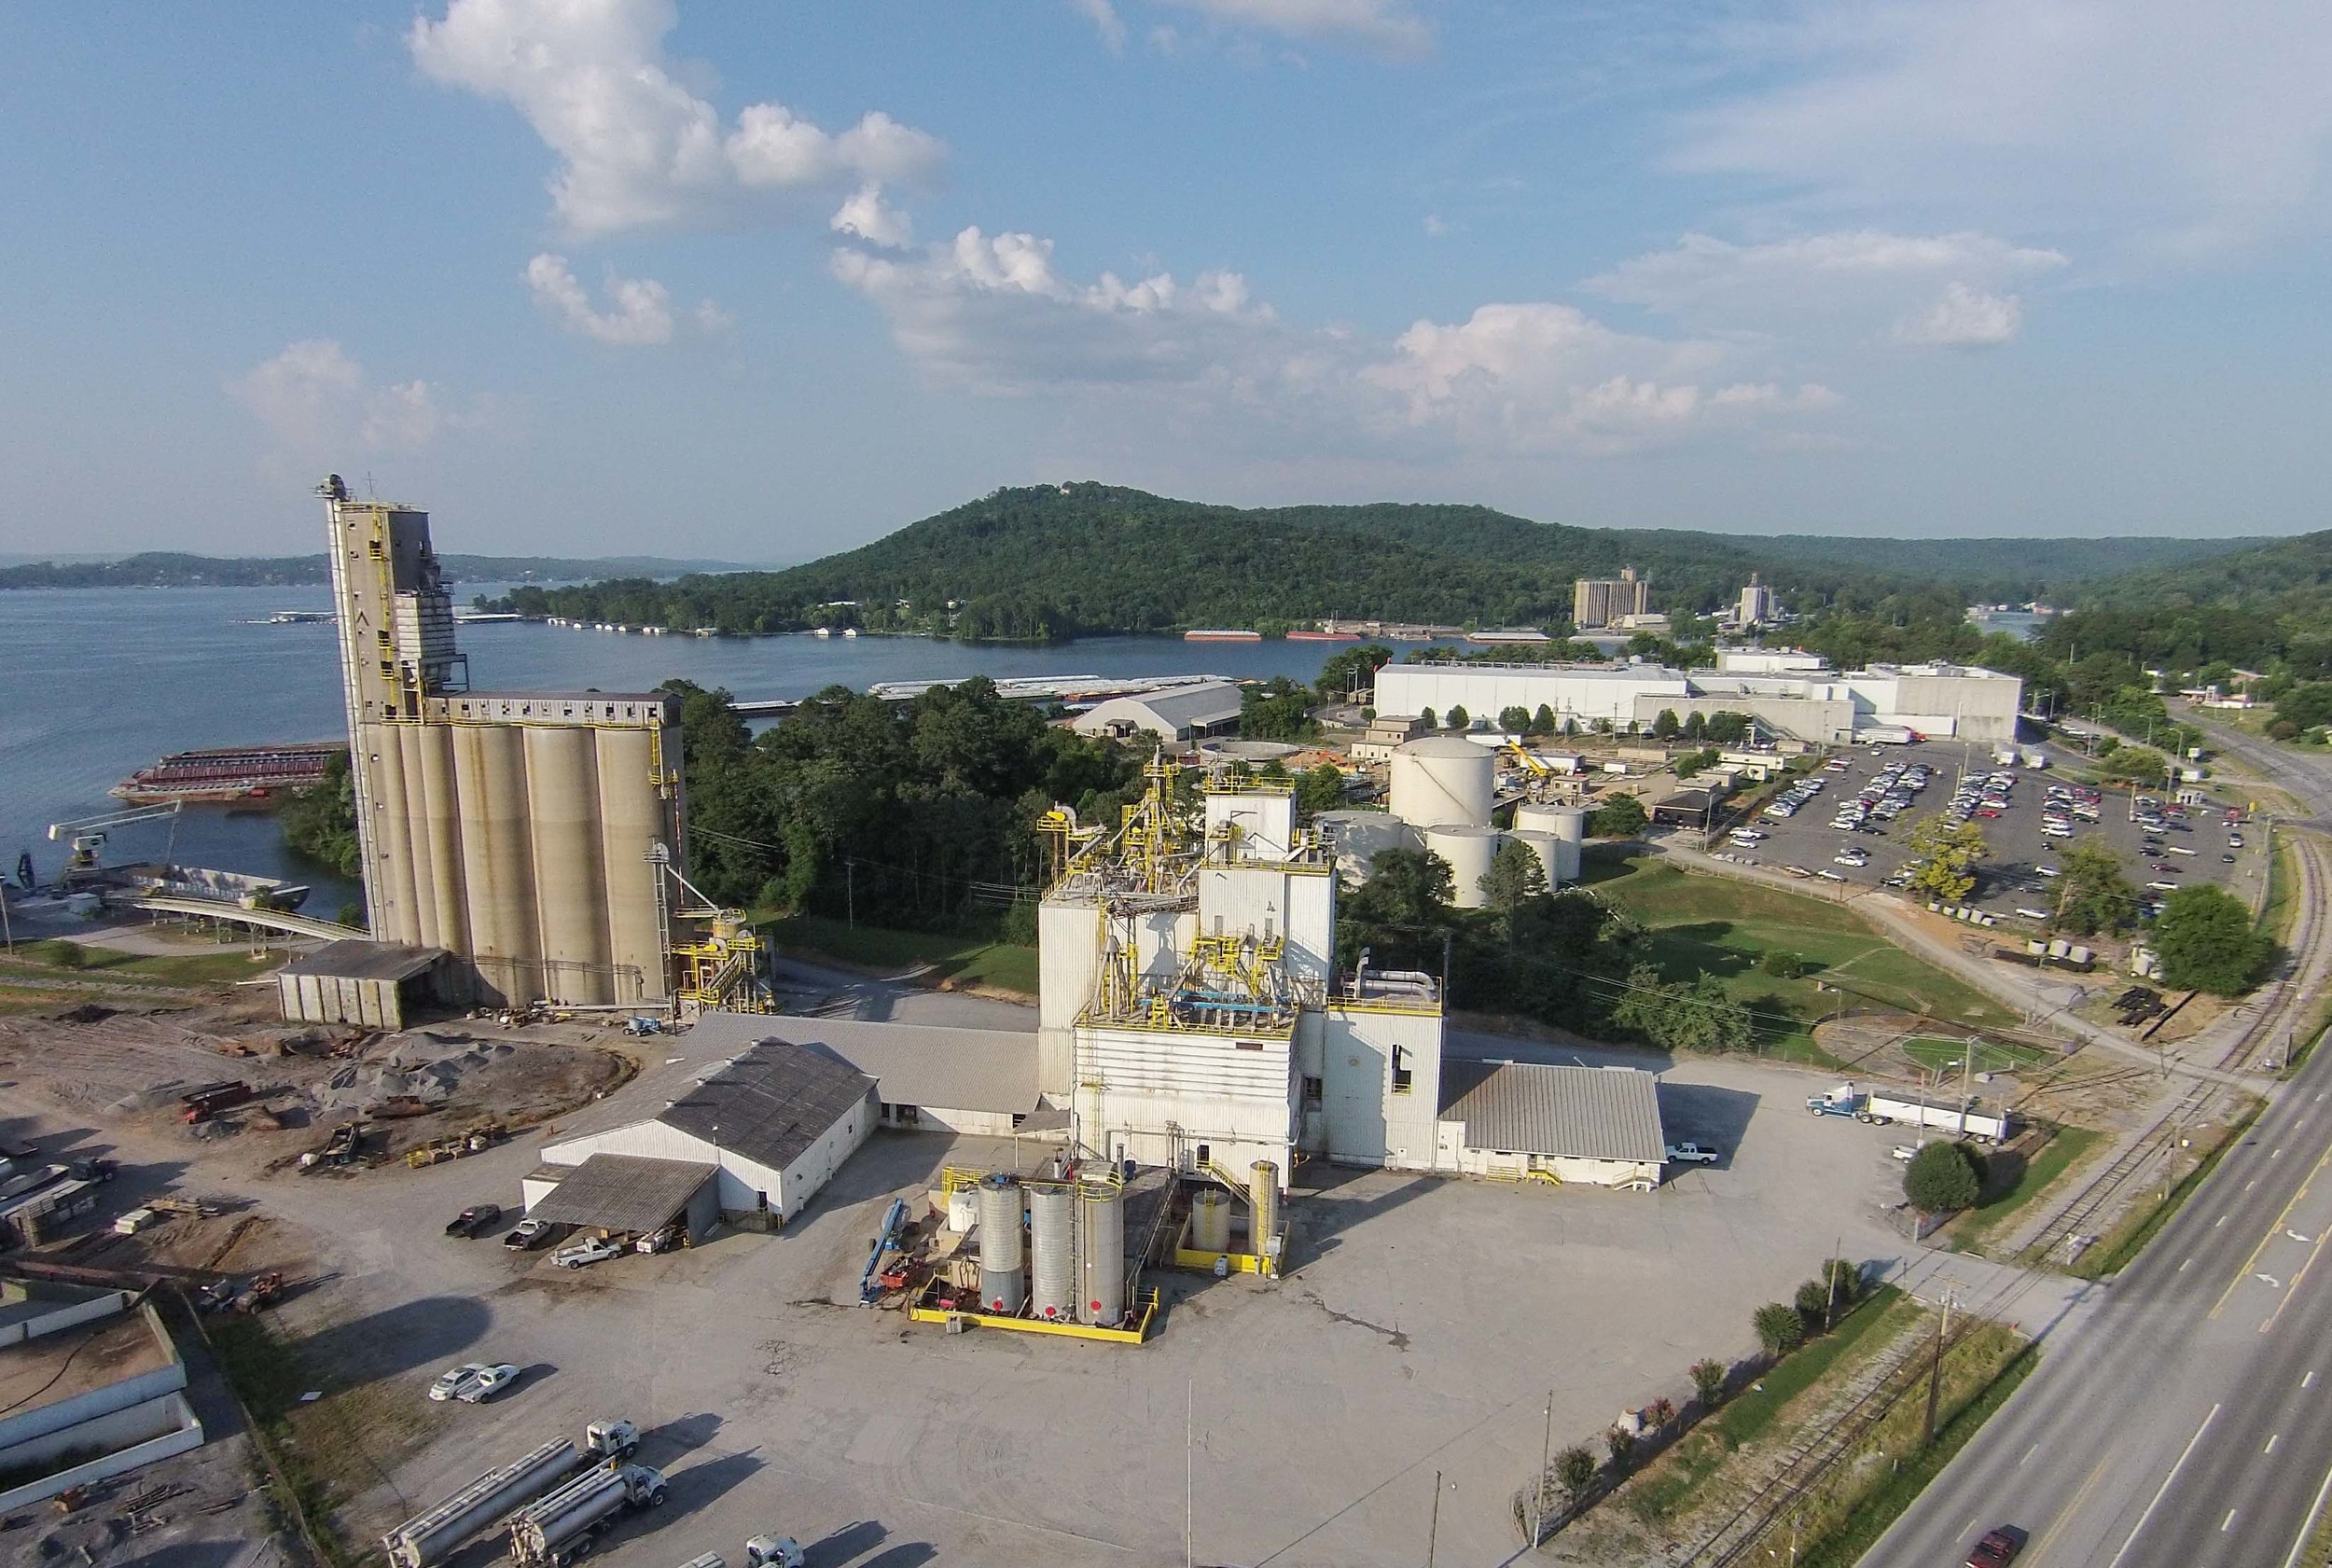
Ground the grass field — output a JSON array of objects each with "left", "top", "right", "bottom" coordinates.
[
  {"left": 1581, "top": 848, "right": 2022, "bottom": 1061},
  {"left": 1900, "top": 1034, "right": 2055, "bottom": 1075},
  {"left": 1950, "top": 1124, "right": 2103, "bottom": 1253},
  {"left": 0, "top": 938, "right": 282, "bottom": 989},
  {"left": 756, "top": 913, "right": 1040, "bottom": 997},
  {"left": 2261, "top": 829, "right": 2301, "bottom": 942}
]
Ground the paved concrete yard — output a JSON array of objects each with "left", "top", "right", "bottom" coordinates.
[
  {"left": 1709, "top": 740, "right": 2261, "bottom": 926},
  {"left": 206, "top": 1034, "right": 1962, "bottom": 1568}
]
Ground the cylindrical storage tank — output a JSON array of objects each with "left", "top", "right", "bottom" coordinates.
[
  {"left": 393, "top": 724, "right": 441, "bottom": 948},
  {"left": 412, "top": 723, "right": 469, "bottom": 955},
  {"left": 976, "top": 1175, "right": 1025, "bottom": 1314},
  {"left": 1250, "top": 1161, "right": 1280, "bottom": 1260},
  {"left": 1425, "top": 825, "right": 1505, "bottom": 909},
  {"left": 1076, "top": 1181, "right": 1127, "bottom": 1327},
  {"left": 1313, "top": 811, "right": 1423, "bottom": 883},
  {"left": 1509, "top": 829, "right": 1562, "bottom": 890},
  {"left": 361, "top": 722, "right": 423, "bottom": 946},
  {"left": 946, "top": 1186, "right": 977, "bottom": 1233},
  {"left": 1512, "top": 801, "right": 1589, "bottom": 844},
  {"left": 595, "top": 726, "right": 669, "bottom": 1005},
  {"left": 1027, "top": 1184, "right": 1077, "bottom": 1321},
  {"left": 1389, "top": 736, "right": 1495, "bottom": 830},
  {"left": 523, "top": 726, "right": 612, "bottom": 1006},
  {"left": 1188, "top": 1188, "right": 1232, "bottom": 1253},
  {"left": 453, "top": 724, "right": 542, "bottom": 1003}
]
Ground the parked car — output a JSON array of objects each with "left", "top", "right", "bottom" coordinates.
[
  {"left": 1665, "top": 1142, "right": 1720, "bottom": 1165},
  {"left": 552, "top": 1236, "right": 624, "bottom": 1270},
  {"left": 428, "top": 1362, "right": 493, "bottom": 1402},
  {"left": 503, "top": 1216, "right": 559, "bottom": 1251},
  {"left": 455, "top": 1364, "right": 522, "bottom": 1402},
  {"left": 445, "top": 1202, "right": 503, "bottom": 1239},
  {"left": 636, "top": 1222, "right": 684, "bottom": 1255}
]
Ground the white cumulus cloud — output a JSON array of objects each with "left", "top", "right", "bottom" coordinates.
[
  {"left": 523, "top": 254, "right": 679, "bottom": 345},
  {"left": 227, "top": 341, "right": 478, "bottom": 466},
  {"left": 831, "top": 183, "right": 913, "bottom": 249},
  {"left": 1893, "top": 283, "right": 2022, "bottom": 348},
  {"left": 409, "top": 0, "right": 944, "bottom": 235},
  {"left": 1073, "top": 0, "right": 1129, "bottom": 53},
  {"left": 1155, "top": 0, "right": 1431, "bottom": 57}
]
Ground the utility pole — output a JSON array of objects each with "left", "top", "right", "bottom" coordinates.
[
  {"left": 846, "top": 858, "right": 855, "bottom": 928},
  {"left": 1534, "top": 1392, "right": 1554, "bottom": 1547},
  {"left": 1185, "top": 1379, "right": 1194, "bottom": 1568},
  {"left": 1923, "top": 1293, "right": 1955, "bottom": 1447},
  {"left": 1825, "top": 1233, "right": 1842, "bottom": 1331},
  {"left": 1426, "top": 1470, "right": 1444, "bottom": 1568}
]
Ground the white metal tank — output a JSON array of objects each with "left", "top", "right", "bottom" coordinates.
[
  {"left": 976, "top": 1174, "right": 1025, "bottom": 1314},
  {"left": 945, "top": 1186, "right": 977, "bottom": 1234},
  {"left": 1313, "top": 811, "right": 1423, "bottom": 882},
  {"left": 1027, "top": 1183, "right": 1076, "bottom": 1321},
  {"left": 1424, "top": 825, "right": 1505, "bottom": 909},
  {"left": 1250, "top": 1161, "right": 1280, "bottom": 1262},
  {"left": 1388, "top": 736, "right": 1495, "bottom": 830},
  {"left": 1076, "top": 1181, "right": 1127, "bottom": 1327},
  {"left": 1188, "top": 1188, "right": 1231, "bottom": 1253},
  {"left": 1513, "top": 801, "right": 1589, "bottom": 843},
  {"left": 1508, "top": 829, "right": 1562, "bottom": 890}
]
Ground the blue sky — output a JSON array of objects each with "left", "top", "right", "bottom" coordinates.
[{"left": 3, "top": 1, "right": 2328, "bottom": 560}]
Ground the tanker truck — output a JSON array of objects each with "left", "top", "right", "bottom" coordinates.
[
  {"left": 382, "top": 1420, "right": 640, "bottom": 1568},
  {"left": 509, "top": 1460, "right": 670, "bottom": 1566}
]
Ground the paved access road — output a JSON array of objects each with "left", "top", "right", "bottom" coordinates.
[{"left": 1869, "top": 730, "right": 2332, "bottom": 1568}]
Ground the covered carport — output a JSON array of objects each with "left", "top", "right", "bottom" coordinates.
[{"left": 521, "top": 1152, "right": 719, "bottom": 1243}]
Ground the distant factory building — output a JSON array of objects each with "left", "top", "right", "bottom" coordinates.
[
  {"left": 535, "top": 1038, "right": 877, "bottom": 1227},
  {"left": 1736, "top": 574, "right": 1780, "bottom": 628},
  {"left": 321, "top": 477, "right": 693, "bottom": 1009},
  {"left": 1071, "top": 680, "right": 1243, "bottom": 744},
  {"left": 1437, "top": 1061, "right": 1666, "bottom": 1188},
  {"left": 1572, "top": 566, "right": 1649, "bottom": 631}
]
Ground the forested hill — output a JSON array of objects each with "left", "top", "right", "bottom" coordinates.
[
  {"left": 0, "top": 551, "right": 756, "bottom": 590},
  {"left": 485, "top": 482, "right": 2255, "bottom": 640},
  {"left": 2070, "top": 529, "right": 2332, "bottom": 611}
]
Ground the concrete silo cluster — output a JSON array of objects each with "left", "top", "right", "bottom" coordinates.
[{"left": 1320, "top": 735, "right": 1587, "bottom": 908}]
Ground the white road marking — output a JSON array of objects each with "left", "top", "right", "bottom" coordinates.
[
  {"left": 2220, "top": 1214, "right": 2231, "bottom": 1228},
  {"left": 2291, "top": 1229, "right": 2314, "bottom": 1242},
  {"left": 2275, "top": 1148, "right": 2285, "bottom": 1159},
  {"left": 2182, "top": 1257, "right": 2195, "bottom": 1271},
  {"left": 2267, "top": 1433, "right": 2281, "bottom": 1454},
  {"left": 2249, "top": 1179, "right": 2260, "bottom": 1191},
  {"left": 2281, "top": 1456, "right": 2332, "bottom": 1568},
  {"left": 2020, "top": 1443, "right": 2039, "bottom": 1465},
  {"left": 2307, "top": 1370, "right": 2319, "bottom": 1389},
  {"left": 2108, "top": 1405, "right": 2220, "bottom": 1568},
  {"left": 2226, "top": 1509, "right": 2240, "bottom": 1532},
  {"left": 2259, "top": 1273, "right": 2284, "bottom": 1288}
]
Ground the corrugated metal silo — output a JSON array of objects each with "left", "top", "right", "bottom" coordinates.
[
  {"left": 1026, "top": 1183, "right": 1076, "bottom": 1320},
  {"left": 595, "top": 726, "right": 668, "bottom": 1005},
  {"left": 362, "top": 723, "right": 422, "bottom": 945},
  {"left": 454, "top": 723, "right": 541, "bottom": 1004},
  {"left": 977, "top": 1174, "right": 1025, "bottom": 1314},
  {"left": 523, "top": 726, "right": 613, "bottom": 1005},
  {"left": 1188, "top": 1188, "right": 1231, "bottom": 1252},
  {"left": 411, "top": 722, "right": 469, "bottom": 952},
  {"left": 1077, "top": 1180, "right": 1126, "bottom": 1327}
]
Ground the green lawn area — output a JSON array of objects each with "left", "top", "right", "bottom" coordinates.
[
  {"left": 2261, "top": 829, "right": 2300, "bottom": 944},
  {"left": 1950, "top": 1124, "right": 2103, "bottom": 1253},
  {"left": 1900, "top": 1034, "right": 2055, "bottom": 1075},
  {"left": 754, "top": 913, "right": 1039, "bottom": 998},
  {"left": 1580, "top": 848, "right": 2021, "bottom": 1060},
  {"left": 0, "top": 939, "right": 282, "bottom": 989}
]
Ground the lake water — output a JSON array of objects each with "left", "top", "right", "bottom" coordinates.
[{"left": 0, "top": 585, "right": 1413, "bottom": 897}]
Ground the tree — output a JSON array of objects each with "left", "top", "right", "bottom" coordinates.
[
  {"left": 1904, "top": 812, "right": 1989, "bottom": 902},
  {"left": 1689, "top": 1358, "right": 1728, "bottom": 1408},
  {"left": 1822, "top": 1256, "right": 1862, "bottom": 1312},
  {"left": 2155, "top": 883, "right": 2272, "bottom": 994},
  {"left": 2053, "top": 839, "right": 2141, "bottom": 935},
  {"left": 2098, "top": 744, "right": 2171, "bottom": 785},
  {"left": 1532, "top": 703, "right": 1559, "bottom": 736},
  {"left": 1648, "top": 1395, "right": 1677, "bottom": 1429},
  {"left": 1681, "top": 710, "right": 1707, "bottom": 741},
  {"left": 279, "top": 748, "right": 361, "bottom": 879},
  {"left": 1795, "top": 1278, "right": 1833, "bottom": 1324},
  {"left": 1446, "top": 703, "right": 1471, "bottom": 731},
  {"left": 1902, "top": 1141, "right": 1983, "bottom": 1214},
  {"left": 1314, "top": 643, "right": 1393, "bottom": 704},
  {"left": 1760, "top": 950, "right": 1806, "bottom": 978},
  {"left": 1703, "top": 711, "right": 1751, "bottom": 745},
  {"left": 1613, "top": 966, "right": 1756, "bottom": 1053},
  {"left": 1240, "top": 677, "right": 1317, "bottom": 741},
  {"left": 1604, "top": 1425, "right": 1637, "bottom": 1473},
  {"left": 1555, "top": 1445, "right": 1601, "bottom": 1510},
  {"left": 1652, "top": 708, "right": 1681, "bottom": 740},
  {"left": 1419, "top": 706, "right": 1437, "bottom": 730},
  {"left": 1754, "top": 1301, "right": 1807, "bottom": 1356},
  {"left": 1293, "top": 763, "right": 1345, "bottom": 820},
  {"left": 1499, "top": 704, "right": 1533, "bottom": 733},
  {"left": 1589, "top": 795, "right": 1648, "bottom": 838},
  {"left": 1479, "top": 840, "right": 1550, "bottom": 932}
]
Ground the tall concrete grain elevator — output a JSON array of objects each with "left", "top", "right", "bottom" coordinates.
[{"left": 322, "top": 476, "right": 687, "bottom": 1007}]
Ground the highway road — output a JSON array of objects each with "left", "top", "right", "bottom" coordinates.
[{"left": 1870, "top": 728, "right": 2332, "bottom": 1568}]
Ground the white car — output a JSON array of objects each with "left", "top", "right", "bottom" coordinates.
[
  {"left": 428, "top": 1362, "right": 493, "bottom": 1402},
  {"left": 1665, "top": 1142, "right": 1720, "bottom": 1165},
  {"left": 551, "top": 1237, "right": 624, "bottom": 1270},
  {"left": 1891, "top": 1145, "right": 1920, "bottom": 1162},
  {"left": 456, "top": 1364, "right": 522, "bottom": 1403},
  {"left": 1834, "top": 853, "right": 1868, "bottom": 867},
  {"left": 1815, "top": 868, "right": 1848, "bottom": 882}
]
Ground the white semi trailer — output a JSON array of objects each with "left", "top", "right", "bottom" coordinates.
[
  {"left": 382, "top": 1421, "right": 640, "bottom": 1568},
  {"left": 510, "top": 1461, "right": 670, "bottom": 1567},
  {"left": 1805, "top": 1083, "right": 2009, "bottom": 1143}
]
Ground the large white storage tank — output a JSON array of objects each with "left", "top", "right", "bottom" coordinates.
[
  {"left": 1425, "top": 825, "right": 1504, "bottom": 909},
  {"left": 1313, "top": 812, "right": 1422, "bottom": 882},
  {"left": 1511, "top": 801, "right": 1588, "bottom": 884},
  {"left": 1389, "top": 736, "right": 1495, "bottom": 830}
]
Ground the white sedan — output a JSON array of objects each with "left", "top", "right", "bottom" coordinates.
[
  {"left": 428, "top": 1362, "right": 492, "bottom": 1402},
  {"left": 456, "top": 1364, "right": 522, "bottom": 1403}
]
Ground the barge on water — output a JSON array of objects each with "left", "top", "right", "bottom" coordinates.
[{"left": 111, "top": 742, "right": 344, "bottom": 804}]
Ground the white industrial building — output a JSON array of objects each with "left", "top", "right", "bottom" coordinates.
[
  {"left": 534, "top": 1038, "right": 878, "bottom": 1228},
  {"left": 684, "top": 1013, "right": 1045, "bottom": 1136},
  {"left": 1071, "top": 681, "right": 1243, "bottom": 744},
  {"left": 1438, "top": 1061, "right": 1666, "bottom": 1188},
  {"left": 1372, "top": 656, "right": 2023, "bottom": 745}
]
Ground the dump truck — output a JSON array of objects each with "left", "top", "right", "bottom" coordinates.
[
  {"left": 1804, "top": 1083, "right": 2009, "bottom": 1143},
  {"left": 509, "top": 1461, "right": 669, "bottom": 1567},
  {"left": 382, "top": 1421, "right": 640, "bottom": 1568}
]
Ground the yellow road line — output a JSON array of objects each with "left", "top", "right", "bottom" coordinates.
[
  {"left": 2213, "top": 1143, "right": 2332, "bottom": 1318},
  {"left": 2264, "top": 1213, "right": 2332, "bottom": 1333},
  {"left": 2031, "top": 1446, "right": 2121, "bottom": 1568}
]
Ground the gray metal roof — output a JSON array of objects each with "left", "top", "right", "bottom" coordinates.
[
  {"left": 526, "top": 1153, "right": 714, "bottom": 1233},
  {"left": 1075, "top": 681, "right": 1242, "bottom": 732},
  {"left": 1439, "top": 1062, "right": 1666, "bottom": 1163},
  {"left": 687, "top": 1013, "right": 1039, "bottom": 1116},
  {"left": 280, "top": 939, "right": 448, "bottom": 982},
  {"left": 657, "top": 1037, "right": 877, "bottom": 1173}
]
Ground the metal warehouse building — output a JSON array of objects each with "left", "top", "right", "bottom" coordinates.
[
  {"left": 534, "top": 1037, "right": 878, "bottom": 1228},
  {"left": 685, "top": 1012, "right": 1044, "bottom": 1135},
  {"left": 275, "top": 940, "right": 463, "bottom": 1030},
  {"left": 1071, "top": 680, "right": 1244, "bottom": 744},
  {"left": 1437, "top": 1061, "right": 1667, "bottom": 1189}
]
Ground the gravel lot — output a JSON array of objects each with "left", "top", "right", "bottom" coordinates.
[{"left": 1706, "top": 740, "right": 2264, "bottom": 928}]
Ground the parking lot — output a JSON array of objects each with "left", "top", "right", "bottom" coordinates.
[
  {"left": 0, "top": 1021, "right": 2047, "bottom": 1568},
  {"left": 1709, "top": 740, "right": 2265, "bottom": 930}
]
